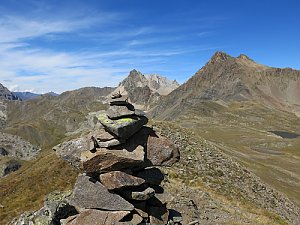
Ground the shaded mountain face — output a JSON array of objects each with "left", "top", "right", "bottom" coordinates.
[
  {"left": 114, "top": 69, "right": 179, "bottom": 109},
  {"left": 0, "top": 83, "right": 18, "bottom": 100},
  {"left": 0, "top": 83, "right": 20, "bottom": 129},
  {"left": 13, "top": 92, "right": 40, "bottom": 100},
  {"left": 5, "top": 87, "right": 115, "bottom": 148},
  {"left": 149, "top": 51, "right": 300, "bottom": 119}
]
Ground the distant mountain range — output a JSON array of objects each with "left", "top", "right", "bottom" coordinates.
[
  {"left": 149, "top": 51, "right": 300, "bottom": 119},
  {"left": 13, "top": 91, "right": 59, "bottom": 100}
]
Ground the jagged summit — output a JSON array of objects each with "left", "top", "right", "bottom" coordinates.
[
  {"left": 209, "top": 51, "right": 258, "bottom": 65},
  {"left": 209, "top": 51, "right": 233, "bottom": 63},
  {"left": 114, "top": 69, "right": 179, "bottom": 108}
]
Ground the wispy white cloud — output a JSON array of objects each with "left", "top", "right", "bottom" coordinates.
[{"left": 0, "top": 3, "right": 220, "bottom": 93}]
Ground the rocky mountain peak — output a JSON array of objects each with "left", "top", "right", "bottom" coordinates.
[
  {"left": 115, "top": 70, "right": 180, "bottom": 108},
  {"left": 209, "top": 51, "right": 233, "bottom": 64}
]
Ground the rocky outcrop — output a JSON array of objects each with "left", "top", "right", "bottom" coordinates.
[
  {"left": 0, "top": 159, "right": 22, "bottom": 177},
  {"left": 0, "top": 132, "right": 40, "bottom": 160},
  {"left": 12, "top": 92, "right": 180, "bottom": 224},
  {"left": 9, "top": 190, "right": 77, "bottom": 225}
]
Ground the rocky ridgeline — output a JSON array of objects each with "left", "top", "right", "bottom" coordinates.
[{"left": 11, "top": 93, "right": 180, "bottom": 225}]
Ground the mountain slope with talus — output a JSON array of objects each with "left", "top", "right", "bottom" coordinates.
[{"left": 149, "top": 51, "right": 300, "bottom": 119}]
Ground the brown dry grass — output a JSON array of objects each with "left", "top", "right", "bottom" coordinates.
[{"left": 0, "top": 150, "right": 78, "bottom": 225}]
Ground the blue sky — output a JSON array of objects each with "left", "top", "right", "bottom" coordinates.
[{"left": 0, "top": 0, "right": 299, "bottom": 93}]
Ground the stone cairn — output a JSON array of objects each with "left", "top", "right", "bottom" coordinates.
[{"left": 53, "top": 92, "right": 180, "bottom": 224}]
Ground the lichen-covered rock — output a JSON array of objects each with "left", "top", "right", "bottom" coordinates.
[
  {"left": 69, "top": 174, "right": 134, "bottom": 211},
  {"left": 44, "top": 190, "right": 78, "bottom": 225},
  {"left": 98, "top": 113, "right": 148, "bottom": 139},
  {"left": 53, "top": 135, "right": 91, "bottom": 169},
  {"left": 0, "top": 132, "right": 40, "bottom": 160},
  {"left": 100, "top": 171, "right": 145, "bottom": 190},
  {"left": 9, "top": 190, "right": 77, "bottom": 225}
]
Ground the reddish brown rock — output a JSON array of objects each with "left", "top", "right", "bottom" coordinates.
[
  {"left": 100, "top": 171, "right": 145, "bottom": 190},
  {"left": 62, "top": 209, "right": 129, "bottom": 225},
  {"left": 129, "top": 126, "right": 180, "bottom": 167},
  {"left": 146, "top": 132, "right": 180, "bottom": 166},
  {"left": 80, "top": 145, "right": 144, "bottom": 173}
]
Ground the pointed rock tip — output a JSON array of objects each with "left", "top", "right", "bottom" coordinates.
[
  {"left": 210, "top": 51, "right": 232, "bottom": 62},
  {"left": 237, "top": 54, "right": 254, "bottom": 62},
  {"left": 129, "top": 69, "right": 142, "bottom": 74},
  {"left": 128, "top": 69, "right": 145, "bottom": 79}
]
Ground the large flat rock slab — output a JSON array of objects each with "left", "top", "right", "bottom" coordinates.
[
  {"left": 106, "top": 104, "right": 135, "bottom": 119},
  {"left": 80, "top": 145, "right": 145, "bottom": 173},
  {"left": 100, "top": 171, "right": 145, "bottom": 190},
  {"left": 98, "top": 113, "right": 148, "bottom": 139},
  {"left": 69, "top": 174, "right": 134, "bottom": 211},
  {"left": 62, "top": 209, "right": 130, "bottom": 225}
]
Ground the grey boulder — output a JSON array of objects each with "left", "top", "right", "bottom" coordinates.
[
  {"left": 69, "top": 174, "right": 134, "bottom": 211},
  {"left": 53, "top": 136, "right": 91, "bottom": 169},
  {"left": 123, "top": 187, "right": 155, "bottom": 201},
  {"left": 61, "top": 209, "right": 130, "bottom": 225},
  {"left": 106, "top": 104, "right": 135, "bottom": 119}
]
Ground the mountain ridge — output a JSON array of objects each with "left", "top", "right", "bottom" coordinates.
[{"left": 149, "top": 51, "right": 300, "bottom": 119}]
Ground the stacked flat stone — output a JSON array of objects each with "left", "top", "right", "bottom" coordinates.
[{"left": 52, "top": 93, "right": 180, "bottom": 225}]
